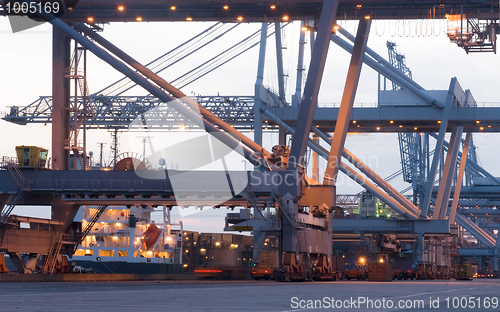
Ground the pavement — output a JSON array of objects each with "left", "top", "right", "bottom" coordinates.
[{"left": 0, "top": 279, "right": 499, "bottom": 311}]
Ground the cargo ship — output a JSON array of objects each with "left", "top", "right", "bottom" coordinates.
[{"left": 71, "top": 206, "right": 183, "bottom": 274}]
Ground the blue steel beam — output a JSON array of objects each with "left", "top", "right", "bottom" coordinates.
[
  {"left": 9, "top": 97, "right": 500, "bottom": 133},
  {"left": 421, "top": 78, "right": 457, "bottom": 217},
  {"left": 289, "top": 0, "right": 338, "bottom": 167},
  {"left": 338, "top": 26, "right": 424, "bottom": 93},
  {"left": 449, "top": 132, "right": 472, "bottom": 223},
  {"left": 266, "top": 105, "right": 500, "bottom": 133},
  {"left": 324, "top": 18, "right": 371, "bottom": 185},
  {"left": 331, "top": 31, "right": 440, "bottom": 107},
  {"left": 432, "top": 126, "right": 463, "bottom": 220},
  {"left": 274, "top": 22, "right": 285, "bottom": 102},
  {"left": 254, "top": 22, "right": 268, "bottom": 147},
  {"left": 430, "top": 133, "right": 500, "bottom": 185},
  {"left": 3, "top": 1, "right": 496, "bottom": 22},
  {"left": 262, "top": 109, "right": 420, "bottom": 219}
]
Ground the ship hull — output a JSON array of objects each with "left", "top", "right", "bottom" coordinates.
[{"left": 73, "top": 260, "right": 181, "bottom": 274}]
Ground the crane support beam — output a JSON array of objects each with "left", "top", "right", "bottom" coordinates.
[
  {"left": 331, "top": 31, "right": 441, "bottom": 107},
  {"left": 289, "top": 0, "right": 339, "bottom": 167},
  {"left": 432, "top": 126, "right": 463, "bottom": 220},
  {"left": 337, "top": 25, "right": 425, "bottom": 93},
  {"left": 421, "top": 78, "right": 458, "bottom": 218},
  {"left": 430, "top": 133, "right": 500, "bottom": 185},
  {"left": 254, "top": 22, "right": 268, "bottom": 147},
  {"left": 51, "top": 26, "right": 71, "bottom": 170},
  {"left": 292, "top": 21, "right": 306, "bottom": 107},
  {"left": 73, "top": 23, "right": 271, "bottom": 159},
  {"left": 261, "top": 109, "right": 420, "bottom": 219},
  {"left": 449, "top": 132, "right": 472, "bottom": 223},
  {"left": 41, "top": 14, "right": 265, "bottom": 168},
  {"left": 274, "top": 22, "right": 285, "bottom": 102},
  {"left": 324, "top": 18, "right": 371, "bottom": 185},
  {"left": 309, "top": 126, "right": 420, "bottom": 217},
  {"left": 6, "top": 1, "right": 496, "bottom": 22}
]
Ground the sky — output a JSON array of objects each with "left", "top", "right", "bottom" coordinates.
[{"left": 1, "top": 16, "right": 500, "bottom": 232}]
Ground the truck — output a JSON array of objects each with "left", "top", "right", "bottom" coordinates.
[
  {"left": 455, "top": 263, "right": 477, "bottom": 280},
  {"left": 344, "top": 257, "right": 368, "bottom": 280}
]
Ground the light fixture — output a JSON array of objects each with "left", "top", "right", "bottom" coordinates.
[
  {"left": 315, "top": 124, "right": 319, "bottom": 128},
  {"left": 230, "top": 124, "right": 234, "bottom": 128},
  {"left": 364, "top": 15, "right": 370, "bottom": 20},
  {"left": 87, "top": 17, "right": 94, "bottom": 22},
  {"left": 437, "top": 120, "right": 441, "bottom": 124},
  {"left": 223, "top": 5, "right": 229, "bottom": 10},
  {"left": 476, "top": 120, "right": 480, "bottom": 124},
  {"left": 333, "top": 25, "right": 339, "bottom": 30},
  {"left": 376, "top": 127, "right": 380, "bottom": 130},
  {"left": 480, "top": 127, "right": 484, "bottom": 130},
  {"left": 282, "top": 15, "right": 289, "bottom": 21},
  {"left": 302, "top": 26, "right": 308, "bottom": 31},
  {"left": 237, "top": 16, "right": 243, "bottom": 21},
  {"left": 414, "top": 127, "right": 418, "bottom": 130},
  {"left": 136, "top": 16, "right": 143, "bottom": 21},
  {"left": 356, "top": 4, "right": 362, "bottom": 8},
  {"left": 117, "top": 5, "right": 124, "bottom": 11},
  {"left": 270, "top": 5, "right": 276, "bottom": 9},
  {"left": 352, "top": 120, "right": 356, "bottom": 124},
  {"left": 186, "top": 17, "right": 192, "bottom": 21},
  {"left": 170, "top": 5, "right": 176, "bottom": 10},
  {"left": 399, "top": 125, "right": 403, "bottom": 128},
  {"left": 390, "top": 120, "right": 393, "bottom": 124}
]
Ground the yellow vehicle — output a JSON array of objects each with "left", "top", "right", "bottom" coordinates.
[
  {"left": 16, "top": 146, "right": 48, "bottom": 167},
  {"left": 455, "top": 263, "right": 477, "bottom": 280}
]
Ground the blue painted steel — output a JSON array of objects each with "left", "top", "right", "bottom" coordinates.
[
  {"left": 254, "top": 22, "right": 268, "bottom": 148},
  {"left": 420, "top": 78, "right": 457, "bottom": 217},
  {"left": 289, "top": 0, "right": 339, "bottom": 167}
]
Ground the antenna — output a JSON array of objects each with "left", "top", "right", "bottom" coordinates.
[
  {"left": 136, "top": 136, "right": 155, "bottom": 159},
  {"left": 97, "top": 142, "right": 107, "bottom": 167}
]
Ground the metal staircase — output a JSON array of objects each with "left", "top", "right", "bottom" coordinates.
[
  {"left": 74, "top": 205, "right": 107, "bottom": 252},
  {"left": 44, "top": 233, "right": 80, "bottom": 273},
  {"left": 6, "top": 162, "right": 25, "bottom": 188},
  {"left": 43, "top": 234, "right": 64, "bottom": 274},
  {"left": 0, "top": 164, "right": 25, "bottom": 238}
]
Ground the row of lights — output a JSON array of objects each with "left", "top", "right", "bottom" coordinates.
[
  {"left": 87, "top": 4, "right": 282, "bottom": 23},
  {"left": 353, "top": 119, "right": 492, "bottom": 131}
]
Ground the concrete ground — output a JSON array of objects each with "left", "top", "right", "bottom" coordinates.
[{"left": 0, "top": 279, "right": 499, "bottom": 311}]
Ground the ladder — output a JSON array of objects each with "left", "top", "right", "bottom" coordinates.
[
  {"left": 6, "top": 162, "right": 25, "bottom": 188},
  {"left": 74, "top": 205, "right": 107, "bottom": 252},
  {"left": 43, "top": 233, "right": 64, "bottom": 274},
  {"left": 0, "top": 189, "right": 24, "bottom": 240}
]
